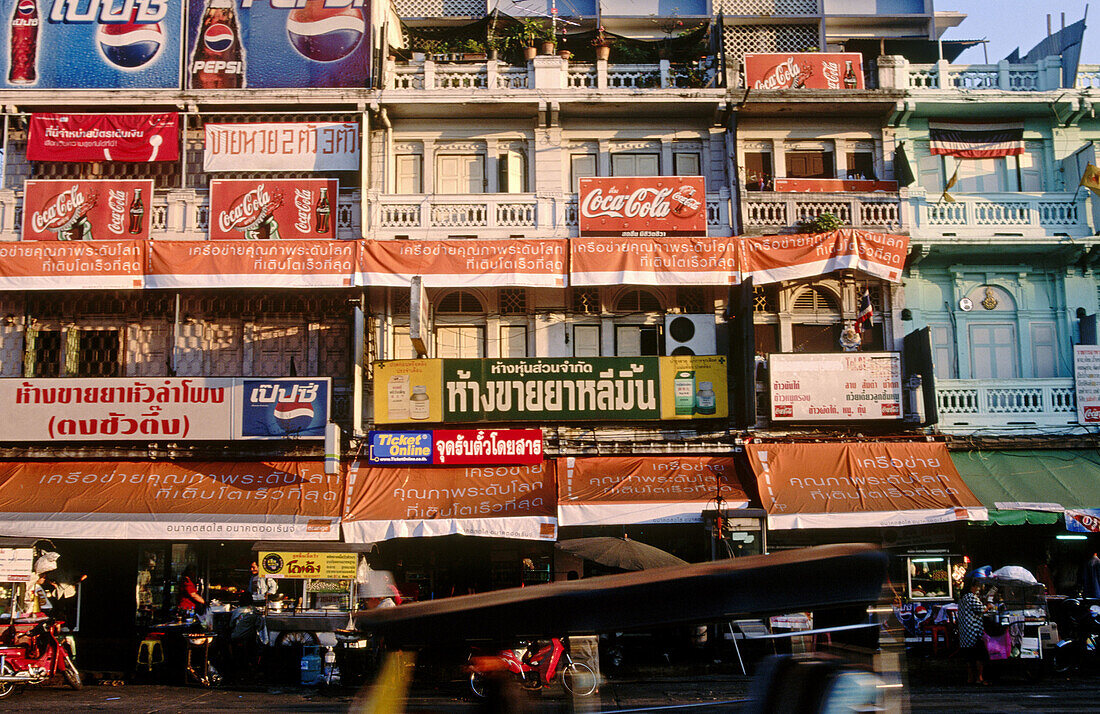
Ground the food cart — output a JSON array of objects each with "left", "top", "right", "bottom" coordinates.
[
  {"left": 982, "top": 570, "right": 1051, "bottom": 669},
  {"left": 251, "top": 541, "right": 376, "bottom": 648}
]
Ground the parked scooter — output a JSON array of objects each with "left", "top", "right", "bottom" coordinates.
[
  {"left": 1051, "top": 598, "right": 1100, "bottom": 675},
  {"left": 0, "top": 614, "right": 81, "bottom": 698},
  {"left": 467, "top": 637, "right": 597, "bottom": 698}
]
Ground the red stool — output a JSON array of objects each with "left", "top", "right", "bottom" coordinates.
[{"left": 925, "top": 622, "right": 952, "bottom": 655}]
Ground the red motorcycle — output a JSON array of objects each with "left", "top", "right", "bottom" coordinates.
[
  {"left": 467, "top": 637, "right": 597, "bottom": 698},
  {"left": 0, "top": 614, "right": 82, "bottom": 698}
]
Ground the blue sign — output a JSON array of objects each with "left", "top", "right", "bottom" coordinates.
[
  {"left": 186, "top": 0, "right": 371, "bottom": 90},
  {"left": 240, "top": 378, "right": 329, "bottom": 438},
  {"left": 1066, "top": 509, "right": 1100, "bottom": 533},
  {"left": 1, "top": 0, "right": 184, "bottom": 89},
  {"left": 368, "top": 431, "right": 433, "bottom": 465}
]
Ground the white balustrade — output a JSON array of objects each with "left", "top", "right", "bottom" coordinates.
[
  {"left": 741, "top": 192, "right": 901, "bottom": 231},
  {"left": 935, "top": 378, "right": 1078, "bottom": 434},
  {"left": 1076, "top": 64, "right": 1100, "bottom": 88},
  {"left": 901, "top": 57, "right": 1064, "bottom": 92},
  {"left": 911, "top": 192, "right": 1090, "bottom": 237}
]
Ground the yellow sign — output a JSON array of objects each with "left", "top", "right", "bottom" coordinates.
[
  {"left": 658, "top": 355, "right": 729, "bottom": 420},
  {"left": 373, "top": 359, "right": 444, "bottom": 424},
  {"left": 258, "top": 551, "right": 358, "bottom": 579}
]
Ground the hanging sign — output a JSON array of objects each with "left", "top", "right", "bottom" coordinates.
[
  {"left": 203, "top": 122, "right": 359, "bottom": 172},
  {"left": 744, "top": 53, "right": 864, "bottom": 90},
  {"left": 578, "top": 176, "right": 706, "bottom": 238},
  {"left": 28, "top": 113, "right": 179, "bottom": 162},
  {"left": 22, "top": 179, "right": 153, "bottom": 240},
  {"left": 258, "top": 551, "right": 357, "bottom": 579},
  {"left": 208, "top": 178, "right": 337, "bottom": 240}
]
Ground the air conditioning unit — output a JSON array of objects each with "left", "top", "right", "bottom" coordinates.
[{"left": 664, "top": 314, "right": 717, "bottom": 356}]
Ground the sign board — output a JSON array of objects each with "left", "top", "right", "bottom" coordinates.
[
  {"left": 772, "top": 178, "right": 898, "bottom": 193},
  {"left": 28, "top": 113, "right": 179, "bottom": 163},
  {"left": 0, "top": 0, "right": 184, "bottom": 89},
  {"left": 372, "top": 356, "right": 727, "bottom": 424},
  {"left": 145, "top": 240, "right": 355, "bottom": 289},
  {"left": 744, "top": 53, "right": 864, "bottom": 90},
  {"left": 433, "top": 429, "right": 543, "bottom": 465},
  {"left": 1074, "top": 345, "right": 1100, "bottom": 424},
  {"left": 0, "top": 377, "right": 329, "bottom": 441},
  {"left": 358, "top": 239, "right": 567, "bottom": 288},
  {"left": 0, "top": 241, "right": 144, "bottom": 290},
  {"left": 209, "top": 179, "right": 337, "bottom": 240},
  {"left": 186, "top": 0, "right": 371, "bottom": 89},
  {"left": 0, "top": 548, "right": 33, "bottom": 582},
  {"left": 258, "top": 551, "right": 357, "bottom": 579},
  {"left": 409, "top": 275, "right": 428, "bottom": 357},
  {"left": 23, "top": 179, "right": 154, "bottom": 240},
  {"left": 578, "top": 176, "right": 706, "bottom": 238},
  {"left": 741, "top": 229, "right": 908, "bottom": 285},
  {"left": 570, "top": 236, "right": 737, "bottom": 286},
  {"left": 1066, "top": 509, "right": 1100, "bottom": 533},
  {"left": 768, "top": 352, "right": 903, "bottom": 422},
  {"left": 368, "top": 431, "right": 433, "bottom": 465},
  {"left": 203, "top": 122, "right": 359, "bottom": 172}
]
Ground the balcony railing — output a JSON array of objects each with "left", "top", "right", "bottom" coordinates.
[
  {"left": 875, "top": 55, "right": 1066, "bottom": 92},
  {"left": 741, "top": 191, "right": 902, "bottom": 233},
  {"left": 935, "top": 378, "right": 1078, "bottom": 434},
  {"left": 907, "top": 191, "right": 1092, "bottom": 239},
  {"left": 1077, "top": 64, "right": 1100, "bottom": 89}
]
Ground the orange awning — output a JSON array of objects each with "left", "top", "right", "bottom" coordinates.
[{"left": 745, "top": 442, "right": 986, "bottom": 529}]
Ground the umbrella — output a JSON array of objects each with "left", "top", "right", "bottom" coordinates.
[{"left": 555, "top": 537, "right": 687, "bottom": 571}]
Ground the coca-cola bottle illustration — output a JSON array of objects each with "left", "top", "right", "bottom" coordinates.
[
  {"left": 8, "top": 0, "right": 39, "bottom": 85},
  {"left": 315, "top": 188, "right": 330, "bottom": 233},
  {"left": 843, "top": 60, "right": 858, "bottom": 89},
  {"left": 127, "top": 188, "right": 145, "bottom": 234},
  {"left": 791, "top": 65, "right": 812, "bottom": 89},
  {"left": 190, "top": 0, "right": 245, "bottom": 89}
]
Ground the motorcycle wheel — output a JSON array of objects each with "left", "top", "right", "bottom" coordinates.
[
  {"left": 62, "top": 650, "right": 82, "bottom": 690},
  {"left": 560, "top": 662, "right": 597, "bottom": 697},
  {"left": 0, "top": 661, "right": 19, "bottom": 698},
  {"left": 469, "top": 672, "right": 486, "bottom": 698}
]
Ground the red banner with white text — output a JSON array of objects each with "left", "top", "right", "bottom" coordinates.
[
  {"left": 0, "top": 241, "right": 144, "bottom": 290},
  {"left": 570, "top": 236, "right": 738, "bottom": 285},
  {"left": 209, "top": 179, "right": 337, "bottom": 240},
  {"left": 28, "top": 113, "right": 179, "bottom": 163},
  {"left": 23, "top": 179, "right": 153, "bottom": 240},
  {"left": 145, "top": 240, "right": 355, "bottom": 289},
  {"left": 358, "top": 239, "right": 567, "bottom": 288},
  {"left": 741, "top": 229, "right": 908, "bottom": 285},
  {"left": 744, "top": 53, "right": 864, "bottom": 90},
  {"left": 578, "top": 176, "right": 707, "bottom": 237}
]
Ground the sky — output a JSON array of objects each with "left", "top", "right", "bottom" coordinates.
[{"left": 939, "top": 0, "right": 1097, "bottom": 65}]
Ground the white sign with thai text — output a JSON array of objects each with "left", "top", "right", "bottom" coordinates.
[
  {"left": 203, "top": 122, "right": 359, "bottom": 172},
  {"left": 769, "top": 352, "right": 903, "bottom": 422},
  {"left": 1074, "top": 345, "right": 1100, "bottom": 424}
]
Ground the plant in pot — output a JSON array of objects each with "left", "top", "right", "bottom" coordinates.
[
  {"left": 592, "top": 26, "right": 610, "bottom": 61},
  {"left": 504, "top": 18, "right": 543, "bottom": 61},
  {"left": 800, "top": 212, "right": 843, "bottom": 234},
  {"left": 459, "top": 38, "right": 487, "bottom": 61}
]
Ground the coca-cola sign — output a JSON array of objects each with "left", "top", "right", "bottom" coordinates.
[
  {"left": 209, "top": 178, "right": 337, "bottom": 240},
  {"left": 22, "top": 179, "right": 152, "bottom": 241},
  {"left": 744, "top": 53, "right": 864, "bottom": 90},
  {"left": 578, "top": 177, "right": 706, "bottom": 237}
]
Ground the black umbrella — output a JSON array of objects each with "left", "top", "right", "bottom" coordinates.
[{"left": 555, "top": 537, "right": 687, "bottom": 571}]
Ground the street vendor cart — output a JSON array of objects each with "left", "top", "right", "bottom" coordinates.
[{"left": 981, "top": 568, "right": 1052, "bottom": 672}]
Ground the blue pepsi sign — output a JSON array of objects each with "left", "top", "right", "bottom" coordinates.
[
  {"left": 1, "top": 0, "right": 184, "bottom": 89},
  {"left": 240, "top": 378, "right": 329, "bottom": 439},
  {"left": 186, "top": 0, "right": 371, "bottom": 89},
  {"left": 367, "top": 431, "right": 433, "bottom": 465}
]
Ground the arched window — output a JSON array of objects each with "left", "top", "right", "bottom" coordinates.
[
  {"left": 434, "top": 290, "right": 485, "bottom": 358},
  {"left": 613, "top": 289, "right": 663, "bottom": 356},
  {"left": 614, "top": 289, "right": 662, "bottom": 314},
  {"left": 790, "top": 286, "right": 843, "bottom": 352}
]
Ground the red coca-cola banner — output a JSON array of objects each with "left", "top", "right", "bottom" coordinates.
[
  {"left": 433, "top": 429, "right": 543, "bottom": 466},
  {"left": 208, "top": 179, "right": 337, "bottom": 240},
  {"left": 28, "top": 113, "right": 179, "bottom": 163},
  {"left": 744, "top": 53, "right": 864, "bottom": 90},
  {"left": 22, "top": 180, "right": 153, "bottom": 241},
  {"left": 578, "top": 176, "right": 706, "bottom": 238}
]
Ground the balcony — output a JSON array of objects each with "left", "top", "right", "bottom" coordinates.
[
  {"left": 877, "top": 55, "right": 1067, "bottom": 92},
  {"left": 741, "top": 191, "right": 902, "bottom": 234},
  {"left": 935, "top": 378, "right": 1078, "bottom": 434},
  {"left": 906, "top": 190, "right": 1093, "bottom": 242}
]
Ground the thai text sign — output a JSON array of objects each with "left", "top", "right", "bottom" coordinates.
[
  {"left": 145, "top": 240, "right": 355, "bottom": 289},
  {"left": 209, "top": 179, "right": 337, "bottom": 240},
  {"left": 769, "top": 352, "right": 902, "bottom": 421},
  {"left": 1073, "top": 345, "right": 1100, "bottom": 424},
  {"left": 741, "top": 229, "right": 908, "bottom": 285},
  {"left": 570, "top": 236, "right": 738, "bottom": 286},
  {"left": 23, "top": 179, "right": 153, "bottom": 240},
  {"left": 0, "top": 241, "right": 144, "bottom": 290},
  {"left": 433, "top": 429, "right": 543, "bottom": 465},
  {"left": 368, "top": 431, "right": 433, "bottom": 465},
  {"left": 258, "top": 551, "right": 357, "bottom": 579},
  {"left": 578, "top": 176, "right": 706, "bottom": 237},
  {"left": 186, "top": 0, "right": 371, "bottom": 89},
  {"left": 372, "top": 356, "right": 727, "bottom": 424},
  {"left": 359, "top": 239, "right": 567, "bottom": 288},
  {"left": 203, "top": 122, "right": 359, "bottom": 171},
  {"left": 744, "top": 53, "right": 864, "bottom": 90},
  {"left": 28, "top": 113, "right": 179, "bottom": 162},
  {"left": 1, "top": 0, "right": 184, "bottom": 89},
  {"left": 0, "top": 548, "right": 33, "bottom": 581},
  {"left": 0, "top": 460, "right": 342, "bottom": 539},
  {"left": 0, "top": 377, "right": 329, "bottom": 441}
]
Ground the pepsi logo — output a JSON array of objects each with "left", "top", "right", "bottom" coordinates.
[
  {"left": 97, "top": 19, "right": 164, "bottom": 70},
  {"left": 273, "top": 399, "right": 316, "bottom": 433},
  {"left": 203, "top": 23, "right": 235, "bottom": 54},
  {"left": 16, "top": 0, "right": 34, "bottom": 14},
  {"left": 286, "top": 3, "right": 364, "bottom": 63}
]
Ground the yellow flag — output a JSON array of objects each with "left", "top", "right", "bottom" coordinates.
[
  {"left": 940, "top": 165, "right": 959, "bottom": 204},
  {"left": 1080, "top": 163, "right": 1100, "bottom": 196}
]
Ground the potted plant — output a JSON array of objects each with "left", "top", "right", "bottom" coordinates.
[
  {"left": 459, "top": 38, "right": 487, "bottom": 61},
  {"left": 503, "top": 18, "right": 543, "bottom": 61},
  {"left": 592, "top": 26, "right": 611, "bottom": 61}
]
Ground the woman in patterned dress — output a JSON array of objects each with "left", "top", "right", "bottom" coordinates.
[{"left": 957, "top": 575, "right": 990, "bottom": 684}]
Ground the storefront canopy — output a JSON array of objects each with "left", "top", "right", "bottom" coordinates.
[
  {"left": 557, "top": 456, "right": 749, "bottom": 526},
  {"left": 745, "top": 442, "right": 986, "bottom": 529},
  {"left": 951, "top": 450, "right": 1100, "bottom": 526}
]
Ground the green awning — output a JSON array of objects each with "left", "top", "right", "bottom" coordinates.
[{"left": 951, "top": 450, "right": 1100, "bottom": 526}]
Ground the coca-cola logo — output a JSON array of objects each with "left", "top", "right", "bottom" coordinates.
[
  {"left": 218, "top": 185, "right": 270, "bottom": 232},
  {"left": 31, "top": 186, "right": 83, "bottom": 233},
  {"left": 107, "top": 189, "right": 127, "bottom": 235},
  {"left": 754, "top": 57, "right": 803, "bottom": 89},
  {"left": 580, "top": 187, "right": 675, "bottom": 220},
  {"left": 294, "top": 188, "right": 312, "bottom": 233},
  {"left": 1084, "top": 406, "right": 1100, "bottom": 423}
]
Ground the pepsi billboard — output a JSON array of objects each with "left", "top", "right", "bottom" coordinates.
[
  {"left": 1, "top": 0, "right": 184, "bottom": 89},
  {"left": 186, "top": 0, "right": 371, "bottom": 89},
  {"left": 240, "top": 378, "right": 330, "bottom": 439}
]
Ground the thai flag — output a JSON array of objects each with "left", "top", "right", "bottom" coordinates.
[
  {"left": 929, "top": 121, "right": 1024, "bottom": 158},
  {"left": 855, "top": 289, "right": 873, "bottom": 334}
]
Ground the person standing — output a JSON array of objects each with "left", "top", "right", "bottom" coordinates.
[
  {"left": 249, "top": 562, "right": 278, "bottom": 603},
  {"left": 1082, "top": 553, "right": 1100, "bottom": 599},
  {"left": 957, "top": 575, "right": 989, "bottom": 685},
  {"left": 178, "top": 567, "right": 205, "bottom": 616}
]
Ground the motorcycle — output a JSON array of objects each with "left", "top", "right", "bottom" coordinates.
[
  {"left": 467, "top": 637, "right": 597, "bottom": 698},
  {"left": 0, "top": 614, "right": 81, "bottom": 698},
  {"left": 1051, "top": 598, "right": 1100, "bottom": 675}
]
